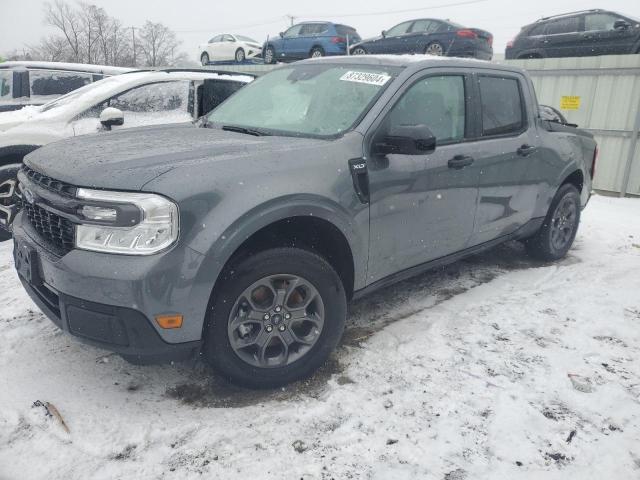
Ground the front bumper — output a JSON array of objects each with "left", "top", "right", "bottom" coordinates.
[{"left": 12, "top": 212, "right": 208, "bottom": 363}]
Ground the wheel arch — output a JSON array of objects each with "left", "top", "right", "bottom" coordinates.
[{"left": 194, "top": 195, "right": 363, "bottom": 306}]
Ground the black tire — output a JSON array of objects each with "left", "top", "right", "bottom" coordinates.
[
  {"left": 352, "top": 47, "right": 367, "bottom": 55},
  {"left": 203, "top": 247, "right": 347, "bottom": 388},
  {"left": 0, "top": 163, "right": 22, "bottom": 242},
  {"left": 264, "top": 45, "right": 276, "bottom": 64},
  {"left": 200, "top": 52, "right": 210, "bottom": 66},
  {"left": 235, "top": 48, "right": 245, "bottom": 63},
  {"left": 525, "top": 184, "right": 581, "bottom": 261},
  {"left": 310, "top": 46, "right": 325, "bottom": 58}
]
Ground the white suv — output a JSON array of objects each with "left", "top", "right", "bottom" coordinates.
[{"left": 0, "top": 69, "right": 254, "bottom": 239}]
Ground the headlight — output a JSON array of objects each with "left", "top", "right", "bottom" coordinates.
[{"left": 75, "top": 188, "right": 179, "bottom": 255}]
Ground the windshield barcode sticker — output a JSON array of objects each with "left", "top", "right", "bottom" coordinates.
[{"left": 340, "top": 71, "right": 391, "bottom": 86}]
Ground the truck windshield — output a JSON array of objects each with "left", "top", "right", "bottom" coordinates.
[
  {"left": 207, "top": 64, "right": 402, "bottom": 138},
  {"left": 0, "top": 71, "right": 12, "bottom": 99}
]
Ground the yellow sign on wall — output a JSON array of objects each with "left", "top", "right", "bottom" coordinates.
[{"left": 560, "top": 96, "right": 581, "bottom": 110}]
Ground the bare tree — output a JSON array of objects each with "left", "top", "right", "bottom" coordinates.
[
  {"left": 44, "top": 0, "right": 82, "bottom": 61},
  {"left": 137, "top": 21, "right": 182, "bottom": 67}
]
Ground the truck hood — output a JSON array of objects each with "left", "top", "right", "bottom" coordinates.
[{"left": 25, "top": 123, "right": 327, "bottom": 191}]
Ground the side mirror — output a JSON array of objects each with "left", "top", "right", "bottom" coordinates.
[
  {"left": 100, "top": 107, "right": 124, "bottom": 130},
  {"left": 374, "top": 124, "right": 437, "bottom": 156},
  {"left": 381, "top": 30, "right": 387, "bottom": 37},
  {"left": 279, "top": 32, "right": 285, "bottom": 38},
  {"left": 614, "top": 19, "right": 630, "bottom": 30}
]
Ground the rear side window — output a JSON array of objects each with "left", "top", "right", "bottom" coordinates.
[
  {"left": 300, "top": 24, "right": 328, "bottom": 35},
  {"left": 29, "top": 70, "right": 92, "bottom": 97},
  {"left": 544, "top": 17, "right": 580, "bottom": 35},
  {"left": 478, "top": 76, "right": 525, "bottom": 136},
  {"left": 387, "top": 75, "right": 466, "bottom": 144},
  {"left": 0, "top": 71, "right": 12, "bottom": 99},
  {"left": 410, "top": 20, "right": 440, "bottom": 34}
]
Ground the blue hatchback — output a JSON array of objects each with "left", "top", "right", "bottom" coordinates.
[{"left": 263, "top": 22, "right": 361, "bottom": 64}]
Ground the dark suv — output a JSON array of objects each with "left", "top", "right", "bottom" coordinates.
[
  {"left": 12, "top": 57, "right": 597, "bottom": 388},
  {"left": 506, "top": 9, "right": 640, "bottom": 59}
]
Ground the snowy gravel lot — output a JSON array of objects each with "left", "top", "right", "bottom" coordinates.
[{"left": 1, "top": 194, "right": 639, "bottom": 480}]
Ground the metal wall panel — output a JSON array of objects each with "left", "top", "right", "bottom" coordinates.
[{"left": 505, "top": 54, "right": 640, "bottom": 196}]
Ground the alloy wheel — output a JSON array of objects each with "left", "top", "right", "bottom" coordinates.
[
  {"left": 426, "top": 43, "right": 444, "bottom": 56},
  {"left": 550, "top": 196, "right": 577, "bottom": 251},
  {"left": 352, "top": 47, "right": 367, "bottom": 55},
  {"left": 227, "top": 274, "right": 325, "bottom": 368}
]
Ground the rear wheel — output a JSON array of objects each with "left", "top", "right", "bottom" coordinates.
[
  {"left": 264, "top": 45, "right": 276, "bottom": 64},
  {"left": 310, "top": 47, "right": 325, "bottom": 58},
  {"left": 425, "top": 42, "right": 444, "bottom": 56},
  {"left": 525, "top": 184, "right": 581, "bottom": 261},
  {"left": 200, "top": 52, "right": 210, "bottom": 66},
  {"left": 235, "top": 48, "right": 246, "bottom": 63},
  {"left": 0, "top": 164, "right": 21, "bottom": 242},
  {"left": 203, "top": 248, "right": 347, "bottom": 388}
]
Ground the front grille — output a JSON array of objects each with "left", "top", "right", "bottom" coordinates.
[
  {"left": 24, "top": 202, "right": 75, "bottom": 254},
  {"left": 22, "top": 165, "right": 76, "bottom": 197}
]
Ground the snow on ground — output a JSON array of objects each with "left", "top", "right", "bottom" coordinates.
[{"left": 0, "top": 194, "right": 639, "bottom": 480}]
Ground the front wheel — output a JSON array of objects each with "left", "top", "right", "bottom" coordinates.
[
  {"left": 352, "top": 47, "right": 367, "bottom": 55},
  {"left": 264, "top": 46, "right": 276, "bottom": 64},
  {"left": 525, "top": 184, "right": 581, "bottom": 261},
  {"left": 0, "top": 164, "right": 22, "bottom": 241},
  {"left": 203, "top": 248, "right": 347, "bottom": 388}
]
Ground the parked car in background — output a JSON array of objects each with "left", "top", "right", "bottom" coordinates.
[
  {"left": 199, "top": 34, "right": 264, "bottom": 65},
  {"left": 350, "top": 18, "right": 493, "bottom": 60},
  {"left": 505, "top": 9, "right": 640, "bottom": 59},
  {"left": 0, "top": 69, "right": 254, "bottom": 240},
  {"left": 263, "top": 22, "right": 361, "bottom": 63},
  {"left": 0, "top": 61, "right": 131, "bottom": 113},
  {"left": 10, "top": 56, "right": 596, "bottom": 388}
]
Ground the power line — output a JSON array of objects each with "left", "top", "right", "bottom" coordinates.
[
  {"left": 298, "top": 0, "right": 491, "bottom": 19},
  {"left": 175, "top": 17, "right": 284, "bottom": 34}
]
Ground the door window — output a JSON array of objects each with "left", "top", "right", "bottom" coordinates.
[
  {"left": 209, "top": 35, "right": 222, "bottom": 43},
  {"left": 387, "top": 75, "right": 466, "bottom": 144},
  {"left": 300, "top": 24, "right": 329, "bottom": 36},
  {"left": 544, "top": 17, "right": 580, "bottom": 35},
  {"left": 29, "top": 70, "right": 92, "bottom": 98},
  {"left": 478, "top": 76, "right": 525, "bottom": 136},
  {"left": 584, "top": 13, "right": 618, "bottom": 31},
  {"left": 0, "top": 71, "right": 11, "bottom": 99},
  {"left": 222, "top": 34, "right": 235, "bottom": 42},
  {"left": 410, "top": 20, "right": 440, "bottom": 34},
  {"left": 386, "top": 21, "right": 413, "bottom": 36},
  {"left": 284, "top": 25, "right": 303, "bottom": 38},
  {"left": 74, "top": 81, "right": 192, "bottom": 133}
]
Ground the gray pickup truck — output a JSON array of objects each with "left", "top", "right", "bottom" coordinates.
[{"left": 11, "top": 56, "right": 597, "bottom": 388}]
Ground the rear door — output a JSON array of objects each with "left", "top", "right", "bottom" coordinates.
[
  {"left": 366, "top": 70, "right": 481, "bottom": 282},
  {"left": 467, "top": 71, "right": 541, "bottom": 246},
  {"left": 582, "top": 12, "right": 638, "bottom": 55},
  {"left": 406, "top": 19, "right": 442, "bottom": 53},
  {"left": 218, "top": 35, "right": 237, "bottom": 61},
  {"left": 541, "top": 16, "right": 583, "bottom": 57}
]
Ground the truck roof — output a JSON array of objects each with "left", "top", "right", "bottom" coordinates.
[{"left": 296, "top": 54, "right": 526, "bottom": 76}]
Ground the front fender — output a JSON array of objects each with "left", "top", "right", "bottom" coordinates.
[{"left": 191, "top": 194, "right": 368, "bottom": 297}]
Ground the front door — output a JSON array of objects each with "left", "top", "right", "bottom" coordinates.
[
  {"left": 366, "top": 72, "right": 480, "bottom": 283},
  {"left": 582, "top": 13, "right": 638, "bottom": 55}
]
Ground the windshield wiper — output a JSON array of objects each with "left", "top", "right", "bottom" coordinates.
[{"left": 222, "top": 125, "right": 270, "bottom": 136}]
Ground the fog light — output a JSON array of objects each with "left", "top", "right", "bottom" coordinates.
[{"left": 155, "top": 314, "right": 183, "bottom": 329}]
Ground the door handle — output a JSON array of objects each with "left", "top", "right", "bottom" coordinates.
[
  {"left": 517, "top": 144, "right": 537, "bottom": 156},
  {"left": 448, "top": 155, "right": 474, "bottom": 169}
]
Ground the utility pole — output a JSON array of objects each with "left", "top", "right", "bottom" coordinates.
[
  {"left": 131, "top": 26, "right": 137, "bottom": 67},
  {"left": 285, "top": 14, "right": 296, "bottom": 26}
]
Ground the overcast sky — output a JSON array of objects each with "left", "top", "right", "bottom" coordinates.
[{"left": 2, "top": 0, "right": 640, "bottom": 59}]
